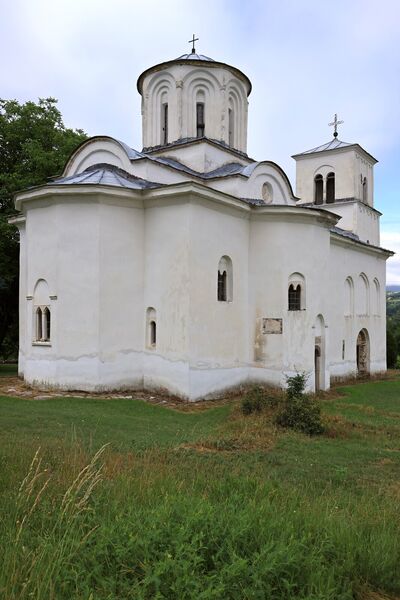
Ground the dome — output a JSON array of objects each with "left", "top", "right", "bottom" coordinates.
[
  {"left": 175, "top": 53, "right": 216, "bottom": 62},
  {"left": 137, "top": 50, "right": 251, "bottom": 153}
]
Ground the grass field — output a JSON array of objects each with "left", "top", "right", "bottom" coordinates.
[{"left": 1, "top": 378, "right": 400, "bottom": 599}]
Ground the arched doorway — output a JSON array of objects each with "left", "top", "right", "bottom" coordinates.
[
  {"left": 314, "top": 345, "right": 321, "bottom": 392},
  {"left": 313, "top": 314, "right": 326, "bottom": 392},
  {"left": 356, "top": 329, "right": 370, "bottom": 375}
]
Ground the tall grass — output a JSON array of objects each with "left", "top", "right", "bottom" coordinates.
[
  {"left": 1, "top": 444, "right": 107, "bottom": 599},
  {"left": 1, "top": 444, "right": 399, "bottom": 599}
]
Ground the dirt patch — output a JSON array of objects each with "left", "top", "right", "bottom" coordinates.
[{"left": 0, "top": 376, "right": 238, "bottom": 410}]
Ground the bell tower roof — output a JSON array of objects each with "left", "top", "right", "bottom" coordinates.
[{"left": 292, "top": 138, "right": 377, "bottom": 164}]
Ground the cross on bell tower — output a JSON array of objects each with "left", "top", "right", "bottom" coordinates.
[
  {"left": 329, "top": 113, "right": 344, "bottom": 138},
  {"left": 188, "top": 34, "right": 199, "bottom": 54}
]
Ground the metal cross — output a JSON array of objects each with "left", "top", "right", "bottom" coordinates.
[
  {"left": 328, "top": 113, "right": 344, "bottom": 138},
  {"left": 188, "top": 34, "right": 199, "bottom": 54}
]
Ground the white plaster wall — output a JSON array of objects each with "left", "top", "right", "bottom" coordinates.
[
  {"left": 248, "top": 216, "right": 331, "bottom": 392},
  {"left": 22, "top": 198, "right": 147, "bottom": 391},
  {"left": 186, "top": 200, "right": 250, "bottom": 398},
  {"left": 328, "top": 239, "right": 387, "bottom": 379},
  {"left": 142, "top": 200, "right": 191, "bottom": 396}
]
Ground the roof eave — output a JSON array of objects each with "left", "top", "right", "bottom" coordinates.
[{"left": 137, "top": 58, "right": 252, "bottom": 96}]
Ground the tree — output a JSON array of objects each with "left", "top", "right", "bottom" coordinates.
[
  {"left": 0, "top": 98, "right": 87, "bottom": 359},
  {"left": 387, "top": 327, "right": 398, "bottom": 369}
]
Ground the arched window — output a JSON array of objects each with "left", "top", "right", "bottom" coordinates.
[
  {"left": 33, "top": 279, "right": 51, "bottom": 344},
  {"left": 314, "top": 174, "right": 323, "bottom": 205},
  {"left": 217, "top": 256, "right": 233, "bottom": 302},
  {"left": 228, "top": 107, "right": 234, "bottom": 147},
  {"left": 288, "top": 284, "right": 301, "bottom": 311},
  {"left": 344, "top": 277, "right": 354, "bottom": 316},
  {"left": 326, "top": 172, "right": 335, "bottom": 204},
  {"left": 362, "top": 177, "right": 368, "bottom": 203},
  {"left": 146, "top": 307, "right": 157, "bottom": 349},
  {"left": 288, "top": 273, "right": 305, "bottom": 311}
]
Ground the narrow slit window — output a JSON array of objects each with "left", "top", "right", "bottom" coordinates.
[
  {"left": 218, "top": 270, "right": 227, "bottom": 301},
  {"left": 162, "top": 103, "right": 168, "bottom": 145},
  {"left": 36, "top": 307, "right": 43, "bottom": 340},
  {"left": 362, "top": 177, "right": 368, "bottom": 203},
  {"left": 196, "top": 102, "right": 205, "bottom": 138},
  {"left": 150, "top": 321, "right": 156, "bottom": 346},
  {"left": 228, "top": 108, "right": 234, "bottom": 147},
  {"left": 43, "top": 307, "right": 51, "bottom": 341}
]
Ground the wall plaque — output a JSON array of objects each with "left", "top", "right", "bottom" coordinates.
[{"left": 262, "top": 318, "right": 283, "bottom": 334}]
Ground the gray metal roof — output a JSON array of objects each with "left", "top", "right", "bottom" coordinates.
[
  {"left": 295, "top": 138, "right": 353, "bottom": 156},
  {"left": 52, "top": 164, "right": 163, "bottom": 190},
  {"left": 175, "top": 52, "right": 215, "bottom": 62}
]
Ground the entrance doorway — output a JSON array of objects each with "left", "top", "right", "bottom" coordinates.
[{"left": 356, "top": 329, "right": 370, "bottom": 375}]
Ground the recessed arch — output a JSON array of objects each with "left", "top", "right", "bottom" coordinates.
[
  {"left": 357, "top": 273, "right": 370, "bottom": 316},
  {"left": 344, "top": 276, "right": 354, "bottom": 316},
  {"left": 373, "top": 278, "right": 380, "bottom": 315}
]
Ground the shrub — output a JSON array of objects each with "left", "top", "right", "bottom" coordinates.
[
  {"left": 276, "top": 373, "right": 325, "bottom": 435},
  {"left": 241, "top": 386, "right": 280, "bottom": 415}
]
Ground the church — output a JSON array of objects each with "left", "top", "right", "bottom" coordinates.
[{"left": 11, "top": 42, "right": 392, "bottom": 400}]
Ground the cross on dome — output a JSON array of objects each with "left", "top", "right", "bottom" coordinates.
[
  {"left": 329, "top": 113, "right": 344, "bottom": 138},
  {"left": 188, "top": 34, "right": 199, "bottom": 54}
]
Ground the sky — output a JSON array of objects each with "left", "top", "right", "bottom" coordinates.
[{"left": 1, "top": 0, "right": 399, "bottom": 283}]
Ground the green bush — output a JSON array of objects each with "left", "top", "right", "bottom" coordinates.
[
  {"left": 276, "top": 373, "right": 325, "bottom": 435},
  {"left": 241, "top": 386, "right": 279, "bottom": 415}
]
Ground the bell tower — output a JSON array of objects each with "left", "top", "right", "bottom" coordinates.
[{"left": 292, "top": 116, "right": 380, "bottom": 245}]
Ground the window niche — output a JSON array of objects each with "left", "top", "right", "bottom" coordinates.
[
  {"left": 146, "top": 307, "right": 157, "bottom": 349},
  {"left": 217, "top": 256, "right": 233, "bottom": 302}
]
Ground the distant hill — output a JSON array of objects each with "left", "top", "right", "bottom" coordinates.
[{"left": 387, "top": 285, "right": 400, "bottom": 292}]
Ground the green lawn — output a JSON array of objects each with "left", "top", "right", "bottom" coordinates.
[
  {"left": 0, "top": 363, "right": 17, "bottom": 377},
  {"left": 0, "top": 379, "right": 400, "bottom": 599}
]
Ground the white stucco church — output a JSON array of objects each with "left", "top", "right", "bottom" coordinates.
[{"left": 12, "top": 43, "right": 393, "bottom": 400}]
